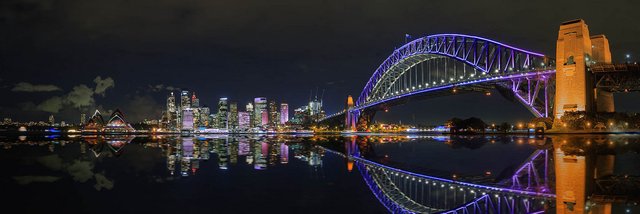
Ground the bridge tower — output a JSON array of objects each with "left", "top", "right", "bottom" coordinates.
[
  {"left": 590, "top": 35, "right": 615, "bottom": 113},
  {"left": 345, "top": 95, "right": 356, "bottom": 131},
  {"left": 555, "top": 19, "right": 615, "bottom": 120},
  {"left": 554, "top": 19, "right": 594, "bottom": 119}
]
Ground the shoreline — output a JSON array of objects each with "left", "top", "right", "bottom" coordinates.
[{"left": 2, "top": 130, "right": 640, "bottom": 136}]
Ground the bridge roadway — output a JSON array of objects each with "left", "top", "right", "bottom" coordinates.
[{"left": 320, "top": 146, "right": 555, "bottom": 214}]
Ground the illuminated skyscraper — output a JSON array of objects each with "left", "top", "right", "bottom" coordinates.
[
  {"left": 80, "top": 113, "right": 86, "bottom": 125},
  {"left": 246, "top": 103, "right": 254, "bottom": 128},
  {"left": 268, "top": 100, "right": 279, "bottom": 128},
  {"left": 167, "top": 92, "right": 176, "bottom": 113},
  {"left": 238, "top": 111, "right": 251, "bottom": 130},
  {"left": 228, "top": 102, "right": 238, "bottom": 130},
  {"left": 181, "top": 109, "right": 194, "bottom": 131},
  {"left": 191, "top": 93, "right": 200, "bottom": 108},
  {"left": 253, "top": 97, "right": 267, "bottom": 127},
  {"left": 200, "top": 106, "right": 210, "bottom": 127},
  {"left": 48, "top": 115, "right": 55, "bottom": 125},
  {"left": 180, "top": 90, "right": 190, "bottom": 110},
  {"left": 261, "top": 109, "right": 269, "bottom": 127},
  {"left": 217, "top": 98, "right": 229, "bottom": 129},
  {"left": 166, "top": 92, "right": 177, "bottom": 129},
  {"left": 280, "top": 103, "right": 289, "bottom": 124}
]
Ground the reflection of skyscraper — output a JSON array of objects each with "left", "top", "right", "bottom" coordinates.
[
  {"left": 229, "top": 139, "right": 238, "bottom": 164},
  {"left": 280, "top": 103, "right": 289, "bottom": 125},
  {"left": 238, "top": 138, "right": 250, "bottom": 156},
  {"left": 309, "top": 151, "right": 322, "bottom": 166},
  {"left": 280, "top": 143, "right": 289, "bottom": 164},
  {"left": 253, "top": 97, "right": 267, "bottom": 127},
  {"left": 254, "top": 142, "right": 267, "bottom": 170},
  {"left": 216, "top": 139, "right": 229, "bottom": 170}
]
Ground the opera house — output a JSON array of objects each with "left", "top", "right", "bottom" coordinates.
[{"left": 82, "top": 109, "right": 136, "bottom": 133}]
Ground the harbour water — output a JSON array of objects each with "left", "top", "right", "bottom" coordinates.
[{"left": 1, "top": 134, "right": 638, "bottom": 213}]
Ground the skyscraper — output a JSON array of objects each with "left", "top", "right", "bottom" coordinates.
[
  {"left": 182, "top": 109, "right": 194, "bottom": 131},
  {"left": 246, "top": 103, "right": 254, "bottom": 128},
  {"left": 253, "top": 97, "right": 267, "bottom": 127},
  {"left": 261, "top": 109, "right": 269, "bottom": 127},
  {"left": 191, "top": 93, "right": 200, "bottom": 108},
  {"left": 228, "top": 102, "right": 238, "bottom": 130},
  {"left": 48, "top": 115, "right": 55, "bottom": 125},
  {"left": 180, "top": 90, "right": 190, "bottom": 110},
  {"left": 217, "top": 98, "right": 229, "bottom": 129},
  {"left": 167, "top": 92, "right": 176, "bottom": 113},
  {"left": 166, "top": 92, "right": 177, "bottom": 130},
  {"left": 238, "top": 111, "right": 251, "bottom": 130},
  {"left": 280, "top": 103, "right": 289, "bottom": 124},
  {"left": 80, "top": 113, "right": 86, "bottom": 125},
  {"left": 268, "top": 100, "right": 279, "bottom": 128},
  {"left": 200, "top": 106, "right": 210, "bottom": 127}
]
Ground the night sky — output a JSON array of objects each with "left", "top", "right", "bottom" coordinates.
[{"left": 2, "top": 0, "right": 640, "bottom": 124}]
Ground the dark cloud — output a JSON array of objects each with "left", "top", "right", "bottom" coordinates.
[
  {"left": 13, "top": 176, "right": 61, "bottom": 185},
  {"left": 12, "top": 82, "right": 61, "bottom": 92},
  {"left": 93, "top": 76, "right": 114, "bottom": 96},
  {"left": 19, "top": 76, "right": 115, "bottom": 115},
  {"left": 147, "top": 84, "right": 179, "bottom": 92},
  {"left": 123, "top": 95, "right": 163, "bottom": 122},
  {"left": 65, "top": 84, "right": 95, "bottom": 108},
  {"left": 35, "top": 96, "right": 63, "bottom": 113}
]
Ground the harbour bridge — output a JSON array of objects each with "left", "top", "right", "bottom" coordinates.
[{"left": 318, "top": 19, "right": 640, "bottom": 131}]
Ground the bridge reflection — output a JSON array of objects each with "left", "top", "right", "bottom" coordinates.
[{"left": 324, "top": 135, "right": 640, "bottom": 213}]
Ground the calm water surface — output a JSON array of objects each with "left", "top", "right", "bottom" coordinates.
[{"left": 1, "top": 134, "right": 638, "bottom": 213}]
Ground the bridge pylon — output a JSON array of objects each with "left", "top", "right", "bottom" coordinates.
[
  {"left": 554, "top": 19, "right": 614, "bottom": 122},
  {"left": 345, "top": 95, "right": 357, "bottom": 131}
]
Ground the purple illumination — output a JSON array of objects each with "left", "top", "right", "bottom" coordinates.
[
  {"left": 322, "top": 146, "right": 552, "bottom": 214},
  {"left": 352, "top": 70, "right": 556, "bottom": 113},
  {"left": 355, "top": 34, "right": 552, "bottom": 107}
]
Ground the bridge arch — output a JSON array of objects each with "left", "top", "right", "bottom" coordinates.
[{"left": 346, "top": 35, "right": 555, "bottom": 126}]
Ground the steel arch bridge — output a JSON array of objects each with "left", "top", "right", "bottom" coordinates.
[{"left": 321, "top": 34, "right": 557, "bottom": 129}]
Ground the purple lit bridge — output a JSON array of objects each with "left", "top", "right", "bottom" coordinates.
[
  {"left": 321, "top": 141, "right": 555, "bottom": 214},
  {"left": 321, "top": 34, "right": 556, "bottom": 130},
  {"left": 320, "top": 33, "right": 640, "bottom": 130}
]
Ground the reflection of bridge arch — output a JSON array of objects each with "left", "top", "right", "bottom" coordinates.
[{"left": 322, "top": 144, "right": 555, "bottom": 213}]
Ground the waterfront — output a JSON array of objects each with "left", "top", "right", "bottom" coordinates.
[{"left": 1, "top": 134, "right": 639, "bottom": 213}]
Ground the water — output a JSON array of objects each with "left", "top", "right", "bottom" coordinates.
[{"left": 1, "top": 134, "right": 639, "bottom": 213}]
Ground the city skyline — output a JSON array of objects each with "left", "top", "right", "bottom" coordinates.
[{"left": 2, "top": 0, "right": 640, "bottom": 124}]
